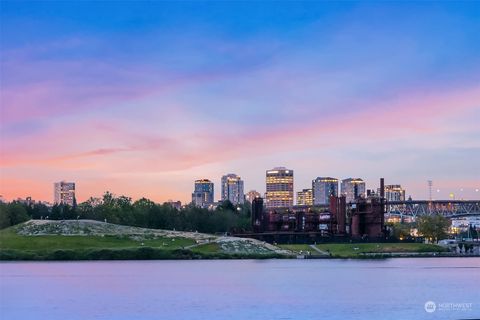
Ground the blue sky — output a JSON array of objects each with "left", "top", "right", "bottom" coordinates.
[{"left": 1, "top": 1, "right": 479, "bottom": 202}]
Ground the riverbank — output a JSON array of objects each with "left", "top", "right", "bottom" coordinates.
[
  {"left": 1, "top": 220, "right": 473, "bottom": 261},
  {"left": 277, "top": 243, "right": 457, "bottom": 259}
]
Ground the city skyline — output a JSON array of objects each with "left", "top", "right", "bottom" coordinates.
[
  {"left": 1, "top": 2, "right": 480, "bottom": 203},
  {"left": 4, "top": 171, "right": 479, "bottom": 205}
]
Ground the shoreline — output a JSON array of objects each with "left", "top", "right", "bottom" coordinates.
[{"left": 2, "top": 247, "right": 479, "bottom": 261}]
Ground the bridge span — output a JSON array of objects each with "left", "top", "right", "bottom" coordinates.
[{"left": 385, "top": 200, "right": 480, "bottom": 218}]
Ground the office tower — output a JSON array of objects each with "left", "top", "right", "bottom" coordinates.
[
  {"left": 379, "top": 185, "right": 406, "bottom": 202},
  {"left": 265, "top": 167, "right": 294, "bottom": 208},
  {"left": 245, "top": 190, "right": 261, "bottom": 203},
  {"left": 221, "top": 174, "right": 245, "bottom": 205},
  {"left": 296, "top": 188, "right": 313, "bottom": 206},
  {"left": 312, "top": 177, "right": 338, "bottom": 205},
  {"left": 54, "top": 181, "right": 76, "bottom": 206},
  {"left": 340, "top": 178, "right": 366, "bottom": 203},
  {"left": 191, "top": 179, "right": 214, "bottom": 208}
]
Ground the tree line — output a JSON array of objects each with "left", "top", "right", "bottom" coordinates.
[{"left": 0, "top": 192, "right": 252, "bottom": 234}]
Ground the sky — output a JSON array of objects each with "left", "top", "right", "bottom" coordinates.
[{"left": 1, "top": 1, "right": 479, "bottom": 203}]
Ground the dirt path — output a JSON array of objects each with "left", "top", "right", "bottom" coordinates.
[{"left": 309, "top": 244, "right": 330, "bottom": 256}]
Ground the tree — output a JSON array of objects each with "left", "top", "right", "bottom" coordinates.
[
  {"left": 417, "top": 215, "right": 451, "bottom": 243},
  {"left": 50, "top": 204, "right": 75, "bottom": 220},
  {"left": 0, "top": 202, "right": 30, "bottom": 227},
  {"left": 217, "top": 200, "right": 235, "bottom": 212},
  {"left": 387, "top": 222, "right": 412, "bottom": 240},
  {"left": 28, "top": 203, "right": 50, "bottom": 219},
  {"left": 0, "top": 191, "right": 253, "bottom": 234},
  {"left": 0, "top": 203, "right": 10, "bottom": 229}
]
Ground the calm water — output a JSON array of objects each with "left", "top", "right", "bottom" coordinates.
[{"left": 1, "top": 258, "right": 479, "bottom": 320}]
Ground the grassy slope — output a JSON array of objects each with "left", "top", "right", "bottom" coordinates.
[
  {"left": 0, "top": 227, "right": 195, "bottom": 251},
  {"left": 0, "top": 225, "right": 203, "bottom": 260},
  {"left": 0, "top": 222, "right": 284, "bottom": 260}
]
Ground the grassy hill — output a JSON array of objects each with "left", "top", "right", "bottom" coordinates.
[{"left": 0, "top": 220, "right": 289, "bottom": 260}]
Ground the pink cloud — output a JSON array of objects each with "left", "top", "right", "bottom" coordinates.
[{"left": 1, "top": 80, "right": 479, "bottom": 202}]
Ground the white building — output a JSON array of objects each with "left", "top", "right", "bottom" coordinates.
[
  {"left": 340, "top": 178, "right": 366, "bottom": 203},
  {"left": 265, "top": 167, "right": 294, "bottom": 208},
  {"left": 245, "top": 190, "right": 261, "bottom": 203},
  {"left": 296, "top": 188, "right": 313, "bottom": 206},
  {"left": 312, "top": 177, "right": 338, "bottom": 205},
  {"left": 380, "top": 185, "right": 406, "bottom": 202},
  {"left": 221, "top": 174, "right": 245, "bottom": 205},
  {"left": 54, "top": 181, "right": 76, "bottom": 206}
]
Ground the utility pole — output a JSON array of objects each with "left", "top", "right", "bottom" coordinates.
[{"left": 428, "top": 180, "right": 433, "bottom": 201}]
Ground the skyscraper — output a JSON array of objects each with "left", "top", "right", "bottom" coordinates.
[
  {"left": 245, "top": 190, "right": 261, "bottom": 203},
  {"left": 296, "top": 188, "right": 313, "bottom": 206},
  {"left": 191, "top": 179, "right": 214, "bottom": 208},
  {"left": 53, "top": 181, "right": 76, "bottom": 206},
  {"left": 312, "top": 177, "right": 338, "bottom": 205},
  {"left": 341, "top": 178, "right": 366, "bottom": 203},
  {"left": 265, "top": 167, "right": 294, "bottom": 208},
  {"left": 221, "top": 174, "right": 245, "bottom": 205},
  {"left": 380, "top": 185, "right": 406, "bottom": 202}
]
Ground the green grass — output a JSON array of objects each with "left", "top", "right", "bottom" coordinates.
[
  {"left": 315, "top": 243, "right": 447, "bottom": 258},
  {"left": 191, "top": 243, "right": 221, "bottom": 254},
  {"left": 0, "top": 227, "right": 195, "bottom": 252},
  {"left": 278, "top": 243, "right": 447, "bottom": 258},
  {"left": 0, "top": 247, "right": 209, "bottom": 261},
  {"left": 277, "top": 244, "right": 326, "bottom": 256}
]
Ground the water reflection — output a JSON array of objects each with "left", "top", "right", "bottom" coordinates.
[{"left": 1, "top": 258, "right": 479, "bottom": 320}]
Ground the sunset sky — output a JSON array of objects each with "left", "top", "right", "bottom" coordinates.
[{"left": 1, "top": 1, "right": 479, "bottom": 203}]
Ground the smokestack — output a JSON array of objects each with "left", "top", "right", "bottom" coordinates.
[
  {"left": 380, "top": 178, "right": 385, "bottom": 232},
  {"left": 380, "top": 178, "right": 385, "bottom": 199}
]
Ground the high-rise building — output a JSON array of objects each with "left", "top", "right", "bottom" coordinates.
[
  {"left": 54, "top": 181, "right": 76, "bottom": 206},
  {"left": 221, "top": 174, "right": 245, "bottom": 205},
  {"left": 296, "top": 188, "right": 313, "bottom": 206},
  {"left": 312, "top": 177, "right": 338, "bottom": 205},
  {"left": 379, "top": 185, "right": 406, "bottom": 202},
  {"left": 191, "top": 179, "right": 214, "bottom": 208},
  {"left": 265, "top": 167, "right": 294, "bottom": 208},
  {"left": 245, "top": 190, "right": 261, "bottom": 203},
  {"left": 166, "top": 200, "right": 182, "bottom": 210},
  {"left": 340, "top": 178, "right": 366, "bottom": 203}
]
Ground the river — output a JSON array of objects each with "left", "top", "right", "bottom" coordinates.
[{"left": 1, "top": 258, "right": 479, "bottom": 319}]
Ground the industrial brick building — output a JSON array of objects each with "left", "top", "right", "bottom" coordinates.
[{"left": 247, "top": 179, "right": 387, "bottom": 243}]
